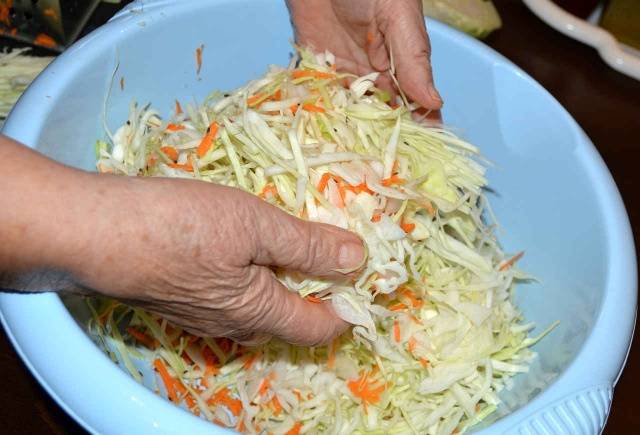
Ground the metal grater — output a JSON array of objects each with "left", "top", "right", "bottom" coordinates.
[{"left": 0, "top": 0, "right": 101, "bottom": 52}]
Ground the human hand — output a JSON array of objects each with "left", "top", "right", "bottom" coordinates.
[
  {"left": 69, "top": 176, "right": 365, "bottom": 346},
  {"left": 287, "top": 0, "right": 443, "bottom": 110}
]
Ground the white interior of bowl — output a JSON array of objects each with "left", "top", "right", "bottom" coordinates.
[{"left": 1, "top": 0, "right": 635, "bottom": 434}]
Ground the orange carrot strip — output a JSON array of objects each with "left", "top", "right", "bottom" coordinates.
[
  {"left": 408, "top": 336, "right": 418, "bottom": 353},
  {"left": 175, "top": 100, "right": 183, "bottom": 115},
  {"left": 399, "top": 288, "right": 424, "bottom": 309},
  {"left": 154, "top": 359, "right": 178, "bottom": 403},
  {"left": 499, "top": 251, "right": 525, "bottom": 271},
  {"left": 393, "top": 320, "right": 401, "bottom": 343},
  {"left": 166, "top": 123, "right": 185, "bottom": 132},
  {"left": 285, "top": 422, "right": 303, "bottom": 435},
  {"left": 381, "top": 174, "right": 406, "bottom": 187},
  {"left": 242, "top": 352, "right": 259, "bottom": 370},
  {"left": 127, "top": 327, "right": 158, "bottom": 349},
  {"left": 247, "top": 93, "right": 265, "bottom": 107},
  {"left": 167, "top": 162, "right": 194, "bottom": 172},
  {"left": 197, "top": 122, "right": 219, "bottom": 158},
  {"left": 327, "top": 339, "right": 337, "bottom": 369},
  {"left": 371, "top": 214, "right": 382, "bottom": 223},
  {"left": 236, "top": 420, "right": 246, "bottom": 433},
  {"left": 347, "top": 371, "right": 386, "bottom": 408},
  {"left": 196, "top": 45, "right": 204, "bottom": 74},
  {"left": 34, "top": 33, "right": 57, "bottom": 48},
  {"left": 291, "top": 70, "right": 336, "bottom": 80},
  {"left": 290, "top": 103, "right": 299, "bottom": 113},
  {"left": 317, "top": 173, "right": 332, "bottom": 193},
  {"left": 302, "top": 103, "right": 326, "bottom": 113},
  {"left": 160, "top": 146, "right": 179, "bottom": 162},
  {"left": 271, "top": 396, "right": 283, "bottom": 416},
  {"left": 259, "top": 183, "right": 278, "bottom": 199},
  {"left": 388, "top": 302, "right": 408, "bottom": 312},
  {"left": 400, "top": 222, "right": 416, "bottom": 233},
  {"left": 306, "top": 295, "right": 322, "bottom": 304},
  {"left": 202, "top": 346, "right": 220, "bottom": 376},
  {"left": 419, "top": 357, "right": 430, "bottom": 368}
]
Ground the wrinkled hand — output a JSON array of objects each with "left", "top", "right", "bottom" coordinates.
[
  {"left": 287, "top": 0, "right": 443, "bottom": 110},
  {"left": 72, "top": 176, "right": 365, "bottom": 346}
]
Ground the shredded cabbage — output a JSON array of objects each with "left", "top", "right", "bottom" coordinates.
[{"left": 88, "top": 47, "right": 556, "bottom": 434}]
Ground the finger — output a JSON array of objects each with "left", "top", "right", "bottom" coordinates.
[
  {"left": 378, "top": 0, "right": 443, "bottom": 110},
  {"left": 247, "top": 196, "right": 367, "bottom": 278},
  {"left": 366, "top": 28, "right": 391, "bottom": 71},
  {"left": 252, "top": 266, "right": 349, "bottom": 346}
]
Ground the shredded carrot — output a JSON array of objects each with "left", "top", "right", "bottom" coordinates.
[
  {"left": 273, "top": 89, "right": 282, "bottom": 100},
  {"left": 347, "top": 371, "right": 386, "bottom": 410},
  {"left": 366, "top": 31, "right": 375, "bottom": 44},
  {"left": 172, "top": 377, "right": 196, "bottom": 408},
  {"left": 258, "top": 378, "right": 271, "bottom": 397},
  {"left": 196, "top": 122, "right": 219, "bottom": 157},
  {"left": 242, "top": 352, "right": 259, "bottom": 370},
  {"left": 381, "top": 174, "right": 406, "bottom": 187},
  {"left": 175, "top": 100, "right": 183, "bottom": 115},
  {"left": 400, "top": 222, "right": 416, "bottom": 233},
  {"left": 213, "top": 419, "right": 225, "bottom": 427},
  {"left": 409, "top": 314, "right": 424, "bottom": 326},
  {"left": 419, "top": 357, "right": 430, "bottom": 368},
  {"left": 306, "top": 295, "right": 322, "bottom": 304},
  {"left": 0, "top": 1, "right": 14, "bottom": 26},
  {"left": 166, "top": 123, "right": 185, "bottom": 132},
  {"left": 202, "top": 345, "right": 220, "bottom": 376},
  {"left": 34, "top": 33, "right": 57, "bottom": 49},
  {"left": 346, "top": 182, "right": 373, "bottom": 195},
  {"left": 408, "top": 336, "right": 418, "bottom": 353},
  {"left": 424, "top": 201, "right": 437, "bottom": 217},
  {"left": 271, "top": 395, "right": 283, "bottom": 416},
  {"left": 291, "top": 70, "right": 336, "bottom": 80},
  {"left": 160, "top": 146, "right": 179, "bottom": 162},
  {"left": 302, "top": 103, "right": 326, "bottom": 113},
  {"left": 293, "top": 389, "right": 303, "bottom": 401},
  {"left": 393, "top": 320, "right": 401, "bottom": 343},
  {"left": 236, "top": 420, "right": 246, "bottom": 433},
  {"left": 475, "top": 403, "right": 481, "bottom": 412},
  {"left": 290, "top": 103, "right": 299, "bottom": 113},
  {"left": 285, "top": 421, "right": 303, "bottom": 435},
  {"left": 259, "top": 183, "right": 278, "bottom": 199},
  {"left": 207, "top": 387, "right": 243, "bottom": 416},
  {"left": 499, "top": 251, "right": 525, "bottom": 271},
  {"left": 127, "top": 327, "right": 158, "bottom": 349},
  {"left": 317, "top": 173, "right": 332, "bottom": 193},
  {"left": 147, "top": 155, "right": 157, "bottom": 167},
  {"left": 167, "top": 161, "right": 194, "bottom": 172},
  {"left": 196, "top": 44, "right": 204, "bottom": 74},
  {"left": 247, "top": 93, "right": 265, "bottom": 107},
  {"left": 153, "top": 359, "right": 178, "bottom": 403},
  {"left": 327, "top": 338, "right": 337, "bottom": 369},
  {"left": 388, "top": 302, "right": 408, "bottom": 312},
  {"left": 399, "top": 288, "right": 424, "bottom": 308},
  {"left": 371, "top": 214, "right": 382, "bottom": 223}
]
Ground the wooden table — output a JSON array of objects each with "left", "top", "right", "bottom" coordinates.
[{"left": 1, "top": 0, "right": 638, "bottom": 433}]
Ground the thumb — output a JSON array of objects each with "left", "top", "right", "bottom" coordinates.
[
  {"left": 251, "top": 266, "right": 349, "bottom": 345},
  {"left": 378, "top": 0, "right": 443, "bottom": 110},
  {"left": 248, "top": 196, "right": 367, "bottom": 278}
]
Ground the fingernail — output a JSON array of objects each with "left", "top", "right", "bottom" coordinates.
[
  {"left": 428, "top": 85, "right": 443, "bottom": 104},
  {"left": 337, "top": 240, "right": 367, "bottom": 273}
]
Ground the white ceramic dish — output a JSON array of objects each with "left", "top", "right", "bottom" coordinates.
[{"left": 522, "top": 0, "right": 640, "bottom": 80}]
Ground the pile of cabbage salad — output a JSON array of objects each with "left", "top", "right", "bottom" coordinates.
[{"left": 89, "top": 48, "right": 556, "bottom": 435}]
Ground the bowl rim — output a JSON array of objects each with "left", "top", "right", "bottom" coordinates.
[{"left": 1, "top": 0, "right": 636, "bottom": 433}]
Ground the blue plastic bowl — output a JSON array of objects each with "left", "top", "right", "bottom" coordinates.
[{"left": 1, "top": 0, "right": 636, "bottom": 433}]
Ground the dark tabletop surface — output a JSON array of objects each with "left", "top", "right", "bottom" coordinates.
[{"left": 1, "top": 0, "right": 639, "bottom": 433}]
